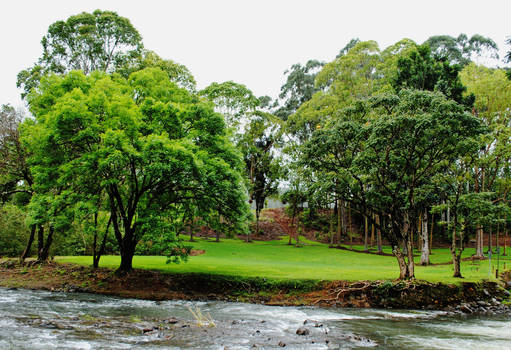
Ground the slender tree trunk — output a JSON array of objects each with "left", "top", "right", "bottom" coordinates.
[
  {"left": 39, "top": 226, "right": 54, "bottom": 262},
  {"left": 453, "top": 253, "right": 462, "bottom": 278},
  {"left": 348, "top": 203, "right": 353, "bottom": 250},
  {"left": 406, "top": 238, "right": 415, "bottom": 279},
  {"left": 37, "top": 225, "right": 44, "bottom": 261},
  {"left": 93, "top": 216, "right": 111, "bottom": 269},
  {"left": 475, "top": 227, "right": 484, "bottom": 258},
  {"left": 430, "top": 213, "right": 434, "bottom": 254},
  {"left": 328, "top": 206, "right": 334, "bottom": 246},
  {"left": 418, "top": 215, "right": 423, "bottom": 252},
  {"left": 371, "top": 214, "right": 375, "bottom": 248},
  {"left": 420, "top": 211, "right": 430, "bottom": 266},
  {"left": 376, "top": 215, "right": 383, "bottom": 254},
  {"left": 364, "top": 215, "right": 368, "bottom": 252},
  {"left": 488, "top": 225, "right": 493, "bottom": 254},
  {"left": 336, "top": 198, "right": 341, "bottom": 246},
  {"left": 20, "top": 225, "right": 36, "bottom": 263}
]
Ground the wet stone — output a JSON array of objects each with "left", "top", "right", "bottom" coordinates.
[{"left": 296, "top": 327, "right": 310, "bottom": 336}]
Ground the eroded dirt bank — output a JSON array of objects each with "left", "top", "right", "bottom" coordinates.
[{"left": 1, "top": 260, "right": 510, "bottom": 314}]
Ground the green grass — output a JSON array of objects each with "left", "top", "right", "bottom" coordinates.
[{"left": 58, "top": 237, "right": 511, "bottom": 284}]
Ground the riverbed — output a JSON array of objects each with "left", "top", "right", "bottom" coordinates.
[{"left": 0, "top": 287, "right": 509, "bottom": 349}]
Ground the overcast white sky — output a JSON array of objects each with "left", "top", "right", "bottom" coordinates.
[{"left": 1, "top": 0, "right": 510, "bottom": 109}]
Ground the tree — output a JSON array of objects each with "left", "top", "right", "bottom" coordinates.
[
  {"left": 460, "top": 63, "right": 511, "bottom": 257},
  {"left": 0, "top": 105, "right": 38, "bottom": 262},
  {"left": 119, "top": 50, "right": 196, "bottom": 91},
  {"left": 17, "top": 10, "right": 143, "bottom": 98},
  {"left": 336, "top": 38, "right": 361, "bottom": 58},
  {"left": 275, "top": 59, "right": 324, "bottom": 120},
  {"left": 287, "top": 41, "right": 383, "bottom": 143},
  {"left": 24, "top": 68, "right": 248, "bottom": 272},
  {"left": 425, "top": 34, "right": 499, "bottom": 67},
  {"left": 393, "top": 43, "right": 473, "bottom": 106},
  {"left": 200, "top": 81, "right": 260, "bottom": 130},
  {"left": 238, "top": 112, "right": 282, "bottom": 240},
  {"left": 301, "top": 90, "right": 482, "bottom": 279}
]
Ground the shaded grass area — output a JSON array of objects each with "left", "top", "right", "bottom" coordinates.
[{"left": 58, "top": 237, "right": 511, "bottom": 284}]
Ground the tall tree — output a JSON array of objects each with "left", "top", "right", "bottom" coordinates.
[
  {"left": 0, "top": 105, "right": 37, "bottom": 262},
  {"left": 238, "top": 112, "right": 282, "bottom": 240},
  {"left": 17, "top": 10, "right": 143, "bottom": 98},
  {"left": 200, "top": 81, "right": 260, "bottom": 130},
  {"left": 425, "top": 34, "right": 499, "bottom": 66},
  {"left": 392, "top": 43, "right": 473, "bottom": 106},
  {"left": 301, "top": 90, "right": 482, "bottom": 279},
  {"left": 275, "top": 59, "right": 324, "bottom": 120},
  {"left": 460, "top": 63, "right": 511, "bottom": 257},
  {"left": 24, "top": 68, "right": 248, "bottom": 272}
]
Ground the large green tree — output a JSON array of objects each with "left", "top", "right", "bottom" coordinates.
[
  {"left": 301, "top": 90, "right": 482, "bottom": 279},
  {"left": 24, "top": 68, "right": 248, "bottom": 272},
  {"left": 17, "top": 10, "right": 143, "bottom": 98}
]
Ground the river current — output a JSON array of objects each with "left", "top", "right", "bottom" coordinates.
[{"left": 0, "top": 287, "right": 509, "bottom": 349}]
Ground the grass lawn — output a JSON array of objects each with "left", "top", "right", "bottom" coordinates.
[{"left": 58, "top": 237, "right": 511, "bottom": 284}]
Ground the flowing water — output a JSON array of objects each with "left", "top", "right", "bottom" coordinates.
[{"left": 0, "top": 287, "right": 510, "bottom": 349}]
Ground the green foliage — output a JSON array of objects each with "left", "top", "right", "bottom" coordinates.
[
  {"left": 119, "top": 50, "right": 196, "bottom": 91},
  {"left": 275, "top": 59, "right": 324, "bottom": 120},
  {"left": 425, "top": 33, "right": 499, "bottom": 67},
  {"left": 200, "top": 81, "right": 260, "bottom": 129},
  {"left": 23, "top": 68, "right": 249, "bottom": 270},
  {"left": 0, "top": 204, "right": 30, "bottom": 257},
  {"left": 393, "top": 44, "right": 473, "bottom": 106},
  {"left": 18, "top": 10, "right": 143, "bottom": 98}
]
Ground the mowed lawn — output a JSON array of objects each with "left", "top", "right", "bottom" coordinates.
[{"left": 58, "top": 237, "right": 511, "bottom": 284}]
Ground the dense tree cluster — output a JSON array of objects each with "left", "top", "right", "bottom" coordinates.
[{"left": 2, "top": 9, "right": 511, "bottom": 279}]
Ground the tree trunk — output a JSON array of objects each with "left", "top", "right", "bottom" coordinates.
[
  {"left": 39, "top": 226, "right": 54, "bottom": 262},
  {"left": 93, "top": 216, "right": 111, "bottom": 269},
  {"left": 370, "top": 214, "right": 375, "bottom": 248},
  {"left": 452, "top": 253, "right": 462, "bottom": 278},
  {"left": 348, "top": 203, "right": 353, "bottom": 250},
  {"left": 328, "top": 206, "right": 334, "bottom": 246},
  {"left": 376, "top": 215, "right": 383, "bottom": 254},
  {"left": 393, "top": 246, "right": 409, "bottom": 280},
  {"left": 429, "top": 213, "right": 434, "bottom": 254},
  {"left": 475, "top": 227, "right": 484, "bottom": 258},
  {"left": 336, "top": 198, "right": 341, "bottom": 246},
  {"left": 364, "top": 215, "right": 368, "bottom": 252},
  {"left": 117, "top": 228, "right": 136, "bottom": 273},
  {"left": 19, "top": 225, "right": 36, "bottom": 263},
  {"left": 488, "top": 225, "right": 493, "bottom": 254},
  {"left": 420, "top": 211, "right": 430, "bottom": 266},
  {"left": 406, "top": 238, "right": 415, "bottom": 279},
  {"left": 37, "top": 225, "right": 44, "bottom": 261}
]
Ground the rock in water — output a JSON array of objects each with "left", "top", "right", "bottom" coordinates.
[{"left": 296, "top": 327, "right": 310, "bottom": 335}]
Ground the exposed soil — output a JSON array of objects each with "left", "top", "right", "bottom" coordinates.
[{"left": 0, "top": 260, "right": 509, "bottom": 313}]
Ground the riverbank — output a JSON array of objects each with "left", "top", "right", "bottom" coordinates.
[{"left": 1, "top": 260, "right": 510, "bottom": 314}]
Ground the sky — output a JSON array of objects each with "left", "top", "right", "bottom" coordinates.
[{"left": 1, "top": 0, "right": 510, "bottom": 109}]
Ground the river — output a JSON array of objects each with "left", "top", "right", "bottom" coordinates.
[{"left": 0, "top": 287, "right": 509, "bottom": 349}]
